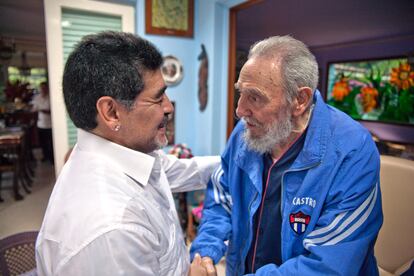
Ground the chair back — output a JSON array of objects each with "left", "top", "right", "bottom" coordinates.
[
  {"left": 375, "top": 155, "right": 414, "bottom": 273},
  {"left": 0, "top": 231, "right": 38, "bottom": 276}
]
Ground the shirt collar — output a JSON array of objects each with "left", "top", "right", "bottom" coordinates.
[{"left": 76, "top": 129, "right": 155, "bottom": 186}]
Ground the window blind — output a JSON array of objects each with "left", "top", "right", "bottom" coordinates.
[{"left": 61, "top": 8, "right": 122, "bottom": 146}]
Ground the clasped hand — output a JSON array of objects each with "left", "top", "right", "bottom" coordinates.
[{"left": 188, "top": 253, "right": 217, "bottom": 276}]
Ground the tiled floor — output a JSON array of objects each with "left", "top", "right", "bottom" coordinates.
[{"left": 0, "top": 150, "right": 55, "bottom": 239}]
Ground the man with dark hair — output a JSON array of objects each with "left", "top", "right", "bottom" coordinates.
[
  {"left": 191, "top": 35, "right": 383, "bottom": 275},
  {"left": 36, "top": 31, "right": 218, "bottom": 275}
]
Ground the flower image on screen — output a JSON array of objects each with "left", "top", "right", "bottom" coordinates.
[{"left": 326, "top": 57, "right": 414, "bottom": 125}]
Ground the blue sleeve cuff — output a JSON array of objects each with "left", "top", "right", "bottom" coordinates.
[{"left": 190, "top": 246, "right": 224, "bottom": 264}]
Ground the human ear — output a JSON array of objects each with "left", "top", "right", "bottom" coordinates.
[
  {"left": 96, "top": 96, "right": 121, "bottom": 131},
  {"left": 292, "top": 87, "right": 313, "bottom": 116}
]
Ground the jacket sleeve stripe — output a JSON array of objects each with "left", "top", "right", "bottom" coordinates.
[
  {"left": 211, "top": 166, "right": 232, "bottom": 214},
  {"left": 323, "top": 183, "right": 378, "bottom": 246},
  {"left": 307, "top": 211, "right": 347, "bottom": 238},
  {"left": 212, "top": 166, "right": 221, "bottom": 204},
  {"left": 303, "top": 183, "right": 377, "bottom": 249}
]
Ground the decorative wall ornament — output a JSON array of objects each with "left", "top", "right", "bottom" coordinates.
[
  {"left": 161, "top": 55, "right": 183, "bottom": 86},
  {"left": 198, "top": 44, "right": 208, "bottom": 111}
]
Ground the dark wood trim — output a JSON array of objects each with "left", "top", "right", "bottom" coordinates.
[
  {"left": 226, "top": 0, "right": 263, "bottom": 138},
  {"left": 226, "top": 8, "right": 237, "bottom": 138},
  {"left": 232, "top": 0, "right": 264, "bottom": 10}
]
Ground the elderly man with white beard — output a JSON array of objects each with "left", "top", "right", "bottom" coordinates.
[{"left": 190, "top": 35, "right": 383, "bottom": 276}]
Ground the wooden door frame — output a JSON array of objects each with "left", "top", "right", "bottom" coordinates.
[{"left": 226, "top": 0, "right": 263, "bottom": 138}]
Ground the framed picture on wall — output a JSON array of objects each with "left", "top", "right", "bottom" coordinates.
[
  {"left": 325, "top": 56, "right": 414, "bottom": 126},
  {"left": 145, "top": 0, "right": 194, "bottom": 37}
]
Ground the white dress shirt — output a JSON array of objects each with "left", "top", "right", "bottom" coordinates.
[{"left": 36, "top": 129, "right": 219, "bottom": 275}]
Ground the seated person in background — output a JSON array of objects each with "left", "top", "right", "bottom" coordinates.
[
  {"left": 191, "top": 35, "right": 383, "bottom": 275},
  {"left": 31, "top": 81, "right": 54, "bottom": 163},
  {"left": 36, "top": 31, "right": 219, "bottom": 276}
]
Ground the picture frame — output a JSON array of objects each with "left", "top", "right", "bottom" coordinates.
[
  {"left": 325, "top": 56, "right": 414, "bottom": 126},
  {"left": 145, "top": 0, "right": 194, "bottom": 37}
]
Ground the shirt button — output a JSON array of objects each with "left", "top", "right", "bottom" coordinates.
[{"left": 259, "top": 228, "right": 264, "bottom": 235}]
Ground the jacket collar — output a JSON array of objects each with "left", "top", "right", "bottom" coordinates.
[
  {"left": 76, "top": 129, "right": 155, "bottom": 186},
  {"left": 292, "top": 90, "right": 330, "bottom": 168},
  {"left": 237, "top": 137, "right": 264, "bottom": 191}
]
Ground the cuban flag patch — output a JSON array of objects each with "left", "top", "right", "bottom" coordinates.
[{"left": 289, "top": 211, "right": 311, "bottom": 235}]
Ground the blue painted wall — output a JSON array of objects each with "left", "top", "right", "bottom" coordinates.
[
  {"left": 135, "top": 0, "right": 245, "bottom": 155},
  {"left": 136, "top": 0, "right": 198, "bottom": 153}
]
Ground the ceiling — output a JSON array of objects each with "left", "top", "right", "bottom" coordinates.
[
  {"left": 0, "top": 0, "right": 46, "bottom": 68},
  {"left": 1, "top": 0, "right": 414, "bottom": 68},
  {"left": 237, "top": 0, "right": 414, "bottom": 51}
]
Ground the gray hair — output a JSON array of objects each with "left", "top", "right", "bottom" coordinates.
[{"left": 248, "top": 35, "right": 319, "bottom": 104}]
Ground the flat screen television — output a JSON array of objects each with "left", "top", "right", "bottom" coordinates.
[{"left": 326, "top": 57, "right": 414, "bottom": 126}]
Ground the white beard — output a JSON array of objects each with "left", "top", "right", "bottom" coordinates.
[{"left": 242, "top": 108, "right": 293, "bottom": 155}]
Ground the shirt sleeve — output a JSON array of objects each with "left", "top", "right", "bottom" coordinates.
[
  {"left": 54, "top": 226, "right": 161, "bottom": 276},
  {"left": 159, "top": 150, "right": 220, "bottom": 192},
  {"left": 190, "top": 162, "right": 233, "bottom": 264}
]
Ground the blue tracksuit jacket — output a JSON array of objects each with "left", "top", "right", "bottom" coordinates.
[{"left": 190, "top": 91, "right": 383, "bottom": 275}]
